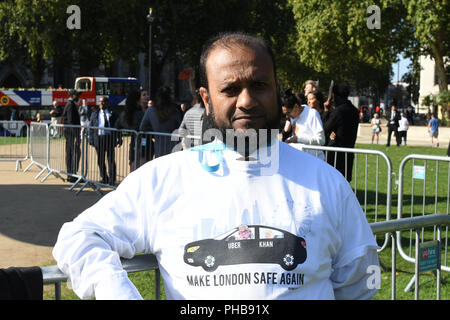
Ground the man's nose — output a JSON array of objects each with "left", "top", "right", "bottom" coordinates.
[{"left": 236, "top": 87, "right": 258, "bottom": 111}]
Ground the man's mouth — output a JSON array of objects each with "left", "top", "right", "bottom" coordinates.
[{"left": 232, "top": 115, "right": 265, "bottom": 122}]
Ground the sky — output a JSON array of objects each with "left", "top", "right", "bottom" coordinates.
[{"left": 391, "top": 53, "right": 412, "bottom": 83}]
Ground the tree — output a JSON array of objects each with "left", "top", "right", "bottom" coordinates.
[
  {"left": 402, "top": 0, "right": 449, "bottom": 93},
  {"left": 288, "top": 0, "right": 412, "bottom": 97}
]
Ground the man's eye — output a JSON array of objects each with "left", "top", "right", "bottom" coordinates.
[
  {"left": 253, "top": 82, "right": 267, "bottom": 89},
  {"left": 222, "top": 86, "right": 240, "bottom": 95}
]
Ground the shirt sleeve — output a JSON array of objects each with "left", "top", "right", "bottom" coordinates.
[
  {"left": 296, "top": 110, "right": 325, "bottom": 146},
  {"left": 330, "top": 182, "right": 380, "bottom": 300},
  {"left": 52, "top": 170, "right": 151, "bottom": 300}
]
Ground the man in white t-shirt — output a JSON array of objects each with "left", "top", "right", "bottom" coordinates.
[
  {"left": 53, "top": 32, "right": 380, "bottom": 300},
  {"left": 398, "top": 112, "right": 409, "bottom": 146},
  {"left": 281, "top": 90, "right": 325, "bottom": 160}
]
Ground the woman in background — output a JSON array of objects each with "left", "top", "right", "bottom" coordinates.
[
  {"left": 282, "top": 90, "right": 325, "bottom": 160},
  {"left": 115, "top": 90, "right": 147, "bottom": 171},
  {"left": 139, "top": 86, "right": 182, "bottom": 160}
]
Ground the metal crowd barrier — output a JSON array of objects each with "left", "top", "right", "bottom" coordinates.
[
  {"left": 0, "top": 120, "right": 29, "bottom": 171},
  {"left": 136, "top": 131, "right": 184, "bottom": 167},
  {"left": 296, "top": 144, "right": 393, "bottom": 252},
  {"left": 396, "top": 154, "right": 450, "bottom": 293},
  {"left": 81, "top": 126, "right": 134, "bottom": 194},
  {"left": 42, "top": 253, "right": 161, "bottom": 300},
  {"left": 371, "top": 214, "right": 450, "bottom": 300},
  {"left": 26, "top": 123, "right": 196, "bottom": 195},
  {"left": 23, "top": 123, "right": 50, "bottom": 179}
]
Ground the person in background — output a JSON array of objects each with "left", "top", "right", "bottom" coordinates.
[
  {"left": 139, "top": 86, "right": 182, "bottom": 160},
  {"left": 115, "top": 90, "right": 146, "bottom": 171},
  {"left": 398, "top": 111, "right": 409, "bottom": 146},
  {"left": 139, "top": 90, "right": 150, "bottom": 112},
  {"left": 370, "top": 113, "right": 381, "bottom": 144},
  {"left": 50, "top": 100, "right": 63, "bottom": 137},
  {"left": 89, "top": 96, "right": 120, "bottom": 185},
  {"left": 323, "top": 83, "right": 359, "bottom": 182},
  {"left": 282, "top": 89, "right": 325, "bottom": 160},
  {"left": 34, "top": 112, "right": 42, "bottom": 123},
  {"left": 307, "top": 90, "right": 331, "bottom": 125},
  {"left": 79, "top": 99, "right": 89, "bottom": 127},
  {"left": 178, "top": 89, "right": 205, "bottom": 149},
  {"left": 61, "top": 89, "right": 81, "bottom": 183},
  {"left": 428, "top": 113, "right": 440, "bottom": 147},
  {"left": 304, "top": 80, "right": 318, "bottom": 96},
  {"left": 386, "top": 105, "right": 400, "bottom": 147}
]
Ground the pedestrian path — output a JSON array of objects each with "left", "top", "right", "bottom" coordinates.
[{"left": 356, "top": 123, "right": 450, "bottom": 149}]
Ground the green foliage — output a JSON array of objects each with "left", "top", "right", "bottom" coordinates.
[
  {"left": 288, "top": 0, "right": 410, "bottom": 93},
  {"left": 402, "top": 0, "right": 449, "bottom": 92},
  {"left": 0, "top": 0, "right": 447, "bottom": 96}
]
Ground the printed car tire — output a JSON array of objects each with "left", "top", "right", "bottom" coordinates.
[
  {"left": 282, "top": 254, "right": 297, "bottom": 271},
  {"left": 203, "top": 254, "right": 218, "bottom": 272}
]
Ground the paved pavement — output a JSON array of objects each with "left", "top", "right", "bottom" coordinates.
[
  {"left": 0, "top": 162, "right": 100, "bottom": 268},
  {"left": 356, "top": 121, "right": 450, "bottom": 149}
]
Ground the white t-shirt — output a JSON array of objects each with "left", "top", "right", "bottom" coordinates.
[
  {"left": 398, "top": 117, "right": 409, "bottom": 132},
  {"left": 53, "top": 140, "right": 379, "bottom": 300},
  {"left": 289, "top": 105, "right": 325, "bottom": 160}
]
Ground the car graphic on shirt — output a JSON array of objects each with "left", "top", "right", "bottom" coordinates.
[{"left": 183, "top": 225, "right": 307, "bottom": 272}]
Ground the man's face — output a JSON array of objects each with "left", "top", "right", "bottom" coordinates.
[
  {"left": 200, "top": 44, "right": 280, "bottom": 135},
  {"left": 99, "top": 98, "right": 107, "bottom": 110},
  {"left": 304, "top": 84, "right": 314, "bottom": 95}
]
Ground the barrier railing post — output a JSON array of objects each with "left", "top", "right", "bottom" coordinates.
[
  {"left": 414, "top": 228, "right": 420, "bottom": 300},
  {"left": 155, "top": 269, "right": 161, "bottom": 300},
  {"left": 55, "top": 283, "right": 61, "bottom": 300},
  {"left": 391, "top": 232, "right": 396, "bottom": 300}
]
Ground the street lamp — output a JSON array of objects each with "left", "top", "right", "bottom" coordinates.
[{"left": 147, "top": 8, "right": 154, "bottom": 98}]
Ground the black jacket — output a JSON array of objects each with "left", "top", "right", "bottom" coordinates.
[
  {"left": 324, "top": 100, "right": 359, "bottom": 148},
  {"left": 89, "top": 109, "right": 121, "bottom": 148},
  {"left": 61, "top": 99, "right": 80, "bottom": 125},
  {"left": 387, "top": 110, "right": 400, "bottom": 129}
]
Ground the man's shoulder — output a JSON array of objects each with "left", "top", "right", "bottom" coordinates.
[{"left": 279, "top": 141, "right": 349, "bottom": 186}]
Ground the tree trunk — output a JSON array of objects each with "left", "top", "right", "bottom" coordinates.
[{"left": 431, "top": 29, "right": 448, "bottom": 93}]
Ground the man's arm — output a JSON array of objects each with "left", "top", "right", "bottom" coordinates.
[
  {"left": 330, "top": 182, "right": 380, "bottom": 299},
  {"left": 323, "top": 109, "right": 339, "bottom": 138},
  {"left": 53, "top": 171, "right": 150, "bottom": 300}
]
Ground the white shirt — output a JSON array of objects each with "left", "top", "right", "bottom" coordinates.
[
  {"left": 53, "top": 140, "right": 379, "bottom": 300},
  {"left": 98, "top": 109, "right": 111, "bottom": 135},
  {"left": 398, "top": 117, "right": 409, "bottom": 132},
  {"left": 289, "top": 105, "right": 325, "bottom": 160}
]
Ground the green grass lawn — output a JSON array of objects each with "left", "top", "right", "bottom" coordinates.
[
  {"left": 0, "top": 136, "right": 28, "bottom": 145},
  {"left": 43, "top": 143, "right": 450, "bottom": 300}
]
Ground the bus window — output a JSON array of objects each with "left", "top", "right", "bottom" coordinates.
[
  {"left": 75, "top": 78, "right": 92, "bottom": 91},
  {"left": 110, "top": 82, "right": 125, "bottom": 96},
  {"left": 109, "top": 81, "right": 140, "bottom": 96},
  {"left": 96, "top": 82, "right": 110, "bottom": 95}
]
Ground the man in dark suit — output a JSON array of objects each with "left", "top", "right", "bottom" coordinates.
[
  {"left": 386, "top": 105, "right": 401, "bottom": 147},
  {"left": 61, "top": 89, "right": 81, "bottom": 183},
  {"left": 89, "top": 96, "right": 120, "bottom": 185},
  {"left": 323, "top": 83, "right": 359, "bottom": 182}
]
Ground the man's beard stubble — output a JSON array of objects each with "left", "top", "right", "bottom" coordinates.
[{"left": 202, "top": 95, "right": 282, "bottom": 157}]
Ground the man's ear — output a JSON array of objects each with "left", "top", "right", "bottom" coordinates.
[{"left": 199, "top": 87, "right": 211, "bottom": 115}]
